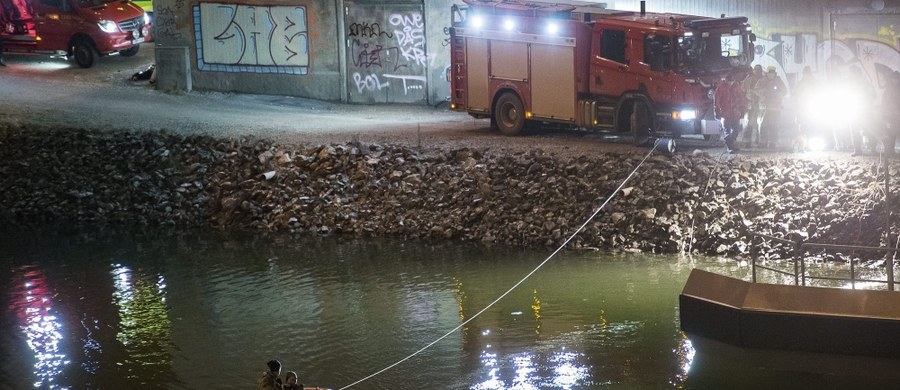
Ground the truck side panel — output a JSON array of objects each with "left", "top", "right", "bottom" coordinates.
[
  {"left": 531, "top": 43, "right": 575, "bottom": 121},
  {"left": 466, "top": 38, "right": 491, "bottom": 113},
  {"left": 490, "top": 40, "right": 528, "bottom": 81}
]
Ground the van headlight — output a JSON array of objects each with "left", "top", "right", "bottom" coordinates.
[{"left": 98, "top": 20, "right": 118, "bottom": 33}]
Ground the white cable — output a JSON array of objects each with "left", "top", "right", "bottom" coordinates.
[
  {"left": 338, "top": 139, "right": 662, "bottom": 389},
  {"left": 684, "top": 148, "right": 727, "bottom": 254}
]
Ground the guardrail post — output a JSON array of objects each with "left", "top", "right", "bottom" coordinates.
[
  {"left": 884, "top": 153, "right": 894, "bottom": 291},
  {"left": 801, "top": 257, "right": 806, "bottom": 286},
  {"left": 889, "top": 229, "right": 896, "bottom": 292},
  {"left": 888, "top": 244, "right": 895, "bottom": 292},
  {"left": 850, "top": 256, "right": 856, "bottom": 290},
  {"left": 752, "top": 256, "right": 757, "bottom": 283}
]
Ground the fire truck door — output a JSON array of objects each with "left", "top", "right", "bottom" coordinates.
[
  {"left": 591, "top": 28, "right": 637, "bottom": 96},
  {"left": 31, "top": 0, "right": 70, "bottom": 50}
]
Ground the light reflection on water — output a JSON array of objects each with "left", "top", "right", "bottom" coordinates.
[
  {"left": 4, "top": 230, "right": 893, "bottom": 389},
  {"left": 110, "top": 264, "right": 173, "bottom": 384},
  {"left": 10, "top": 266, "right": 70, "bottom": 389}
]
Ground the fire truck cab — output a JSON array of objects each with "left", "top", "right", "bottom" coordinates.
[
  {"left": 449, "top": 0, "right": 755, "bottom": 144},
  {"left": 1, "top": 0, "right": 151, "bottom": 68}
]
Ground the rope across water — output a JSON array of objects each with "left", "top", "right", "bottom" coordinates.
[{"left": 339, "top": 139, "right": 663, "bottom": 389}]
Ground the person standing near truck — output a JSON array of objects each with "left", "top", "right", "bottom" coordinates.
[
  {"left": 880, "top": 71, "right": 900, "bottom": 155},
  {"left": 755, "top": 66, "right": 787, "bottom": 149},
  {"left": 715, "top": 73, "right": 747, "bottom": 153},
  {"left": 741, "top": 64, "right": 764, "bottom": 146}
]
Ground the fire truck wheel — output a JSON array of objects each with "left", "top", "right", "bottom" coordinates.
[
  {"left": 630, "top": 101, "right": 651, "bottom": 146},
  {"left": 495, "top": 92, "right": 525, "bottom": 136},
  {"left": 119, "top": 45, "right": 140, "bottom": 57},
  {"left": 72, "top": 38, "right": 99, "bottom": 68}
]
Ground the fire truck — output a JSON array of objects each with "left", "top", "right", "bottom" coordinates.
[{"left": 449, "top": 0, "right": 756, "bottom": 144}]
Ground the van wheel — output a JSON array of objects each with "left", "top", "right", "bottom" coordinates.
[
  {"left": 495, "top": 92, "right": 525, "bottom": 136},
  {"left": 119, "top": 45, "right": 140, "bottom": 57},
  {"left": 630, "top": 100, "right": 651, "bottom": 146},
  {"left": 72, "top": 39, "right": 99, "bottom": 68}
]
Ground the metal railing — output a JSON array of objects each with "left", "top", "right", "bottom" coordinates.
[{"left": 750, "top": 232, "right": 900, "bottom": 291}]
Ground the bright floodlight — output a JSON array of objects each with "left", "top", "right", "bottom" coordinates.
[
  {"left": 807, "top": 136, "right": 827, "bottom": 152},
  {"left": 504, "top": 19, "right": 515, "bottom": 31},
  {"left": 470, "top": 15, "right": 484, "bottom": 28},
  {"left": 547, "top": 22, "right": 559, "bottom": 35}
]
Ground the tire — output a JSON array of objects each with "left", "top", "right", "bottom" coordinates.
[
  {"left": 494, "top": 92, "right": 525, "bottom": 136},
  {"left": 630, "top": 100, "right": 651, "bottom": 146},
  {"left": 119, "top": 45, "right": 140, "bottom": 57},
  {"left": 73, "top": 38, "right": 99, "bottom": 68}
]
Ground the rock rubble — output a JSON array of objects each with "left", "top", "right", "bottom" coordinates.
[{"left": 1, "top": 125, "right": 897, "bottom": 257}]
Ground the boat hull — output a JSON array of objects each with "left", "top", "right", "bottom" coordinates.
[{"left": 679, "top": 269, "right": 900, "bottom": 359}]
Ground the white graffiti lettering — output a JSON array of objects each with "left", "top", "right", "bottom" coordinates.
[
  {"left": 400, "top": 46, "right": 428, "bottom": 67},
  {"left": 754, "top": 33, "right": 900, "bottom": 97},
  {"left": 388, "top": 13, "right": 423, "bottom": 29},
  {"left": 353, "top": 72, "right": 391, "bottom": 93},
  {"left": 383, "top": 74, "right": 426, "bottom": 95}
]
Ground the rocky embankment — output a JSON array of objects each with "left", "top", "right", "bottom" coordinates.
[{"left": 1, "top": 126, "right": 897, "bottom": 257}]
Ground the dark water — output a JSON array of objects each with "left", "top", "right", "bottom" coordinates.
[{"left": 1, "top": 229, "right": 896, "bottom": 389}]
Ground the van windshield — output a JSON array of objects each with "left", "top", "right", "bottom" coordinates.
[{"left": 78, "top": 0, "right": 120, "bottom": 7}]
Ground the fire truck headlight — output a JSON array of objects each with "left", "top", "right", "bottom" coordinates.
[
  {"left": 504, "top": 19, "right": 515, "bottom": 31},
  {"left": 547, "top": 22, "right": 559, "bottom": 35},
  {"left": 677, "top": 110, "right": 697, "bottom": 121},
  {"left": 470, "top": 15, "right": 484, "bottom": 29},
  {"left": 98, "top": 20, "right": 118, "bottom": 33}
]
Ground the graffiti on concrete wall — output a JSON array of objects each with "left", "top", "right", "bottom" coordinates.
[
  {"left": 193, "top": 3, "right": 309, "bottom": 74},
  {"left": 154, "top": 6, "right": 183, "bottom": 43},
  {"left": 754, "top": 33, "right": 900, "bottom": 98},
  {"left": 347, "top": 7, "right": 428, "bottom": 103}
]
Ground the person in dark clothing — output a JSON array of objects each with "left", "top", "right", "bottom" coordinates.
[
  {"left": 258, "top": 359, "right": 283, "bottom": 390},
  {"left": 283, "top": 370, "right": 304, "bottom": 390},
  {"left": 754, "top": 66, "right": 787, "bottom": 149},
  {"left": 882, "top": 71, "right": 900, "bottom": 155},
  {"left": 715, "top": 73, "right": 747, "bottom": 153},
  {"left": 742, "top": 64, "right": 763, "bottom": 146},
  {"left": 849, "top": 71, "right": 876, "bottom": 156}
]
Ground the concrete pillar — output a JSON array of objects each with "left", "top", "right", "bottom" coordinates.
[{"left": 155, "top": 46, "right": 192, "bottom": 93}]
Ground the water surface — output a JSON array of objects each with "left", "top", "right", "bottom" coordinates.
[{"left": 1, "top": 229, "right": 894, "bottom": 389}]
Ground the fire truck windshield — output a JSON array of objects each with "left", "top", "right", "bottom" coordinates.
[{"left": 676, "top": 30, "right": 751, "bottom": 75}]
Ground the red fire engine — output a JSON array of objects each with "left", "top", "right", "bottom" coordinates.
[{"left": 449, "top": 0, "right": 755, "bottom": 144}]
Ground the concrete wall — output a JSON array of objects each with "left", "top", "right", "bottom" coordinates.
[
  {"left": 154, "top": 0, "right": 343, "bottom": 100},
  {"left": 154, "top": 0, "right": 456, "bottom": 104},
  {"left": 154, "top": 0, "right": 900, "bottom": 104}
]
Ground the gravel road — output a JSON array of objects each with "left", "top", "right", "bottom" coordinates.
[{"left": 1, "top": 43, "right": 888, "bottom": 162}]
